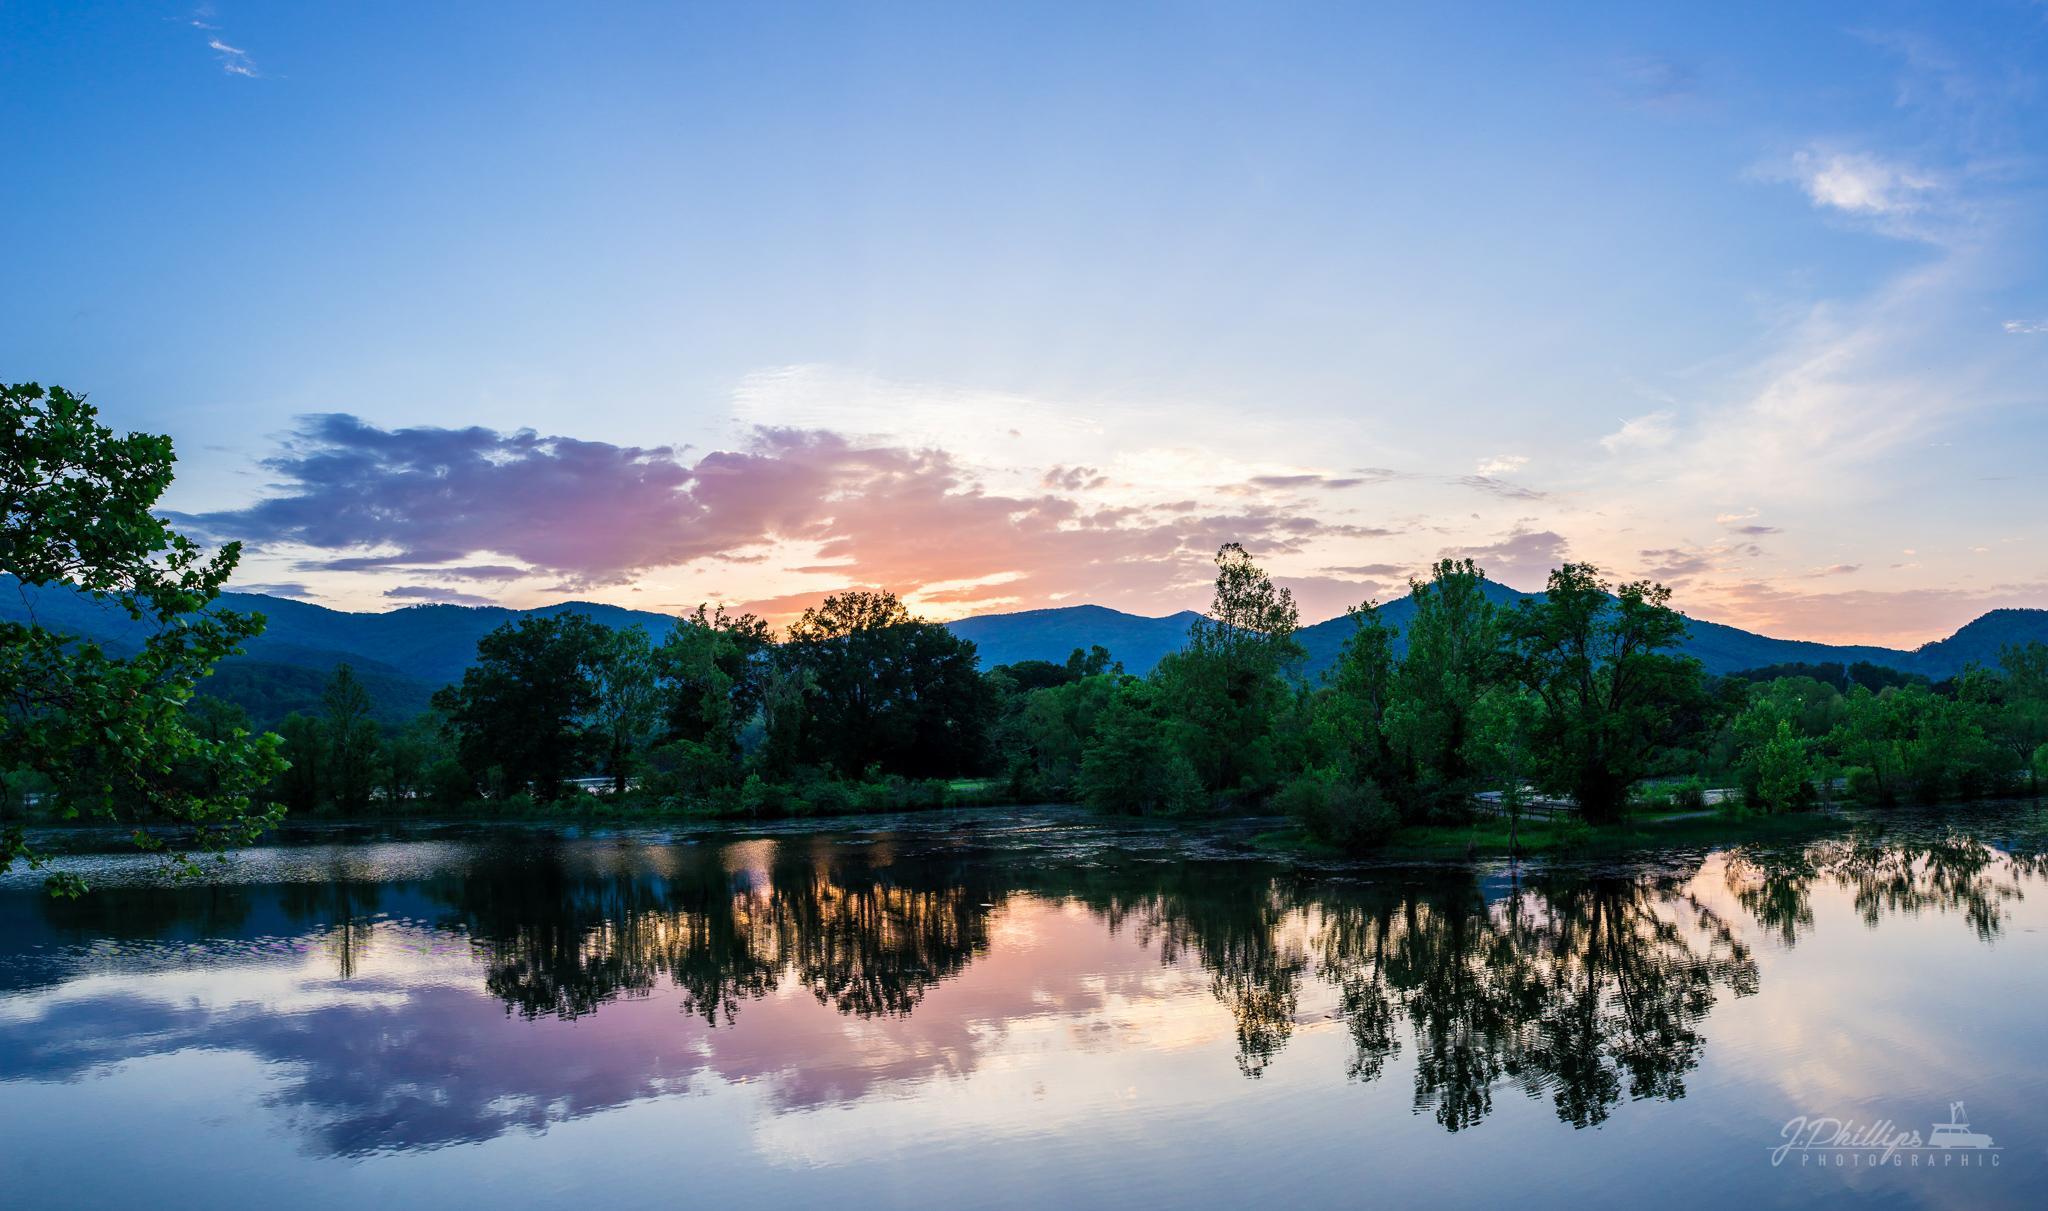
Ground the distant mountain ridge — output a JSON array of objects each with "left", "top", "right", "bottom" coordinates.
[{"left": 7, "top": 578, "right": 2045, "bottom": 720}]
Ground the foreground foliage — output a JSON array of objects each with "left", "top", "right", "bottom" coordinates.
[{"left": 1, "top": 383, "right": 282, "bottom": 894}]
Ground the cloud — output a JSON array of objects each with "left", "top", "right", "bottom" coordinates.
[
  {"left": 1243, "top": 472, "right": 1371, "bottom": 491},
  {"left": 1455, "top": 475, "right": 1545, "bottom": 501},
  {"left": 1698, "top": 579, "right": 2048, "bottom": 648},
  {"left": 205, "top": 34, "right": 259, "bottom": 78},
  {"left": 1715, "top": 512, "right": 1782, "bottom": 537},
  {"left": 233, "top": 581, "right": 315, "bottom": 600},
  {"left": 1805, "top": 564, "right": 1861, "bottom": 578},
  {"left": 1789, "top": 149, "right": 1937, "bottom": 217},
  {"left": 1599, "top": 412, "right": 1676, "bottom": 454},
  {"left": 1040, "top": 465, "right": 1107, "bottom": 491},
  {"left": 1440, "top": 527, "right": 1570, "bottom": 589},
  {"left": 197, "top": 416, "right": 1383, "bottom": 622},
  {"left": 1322, "top": 563, "right": 1408, "bottom": 579},
  {"left": 1474, "top": 454, "right": 1529, "bottom": 477},
  {"left": 385, "top": 586, "right": 497, "bottom": 607},
  {"left": 1638, "top": 548, "right": 1714, "bottom": 580},
  {"left": 2003, "top": 319, "right": 2048, "bottom": 335}
]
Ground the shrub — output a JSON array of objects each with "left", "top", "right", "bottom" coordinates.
[
  {"left": 1078, "top": 689, "right": 1205, "bottom": 816},
  {"left": 1843, "top": 765, "right": 1886, "bottom": 805},
  {"left": 801, "top": 780, "right": 857, "bottom": 817},
  {"left": 1278, "top": 772, "right": 1396, "bottom": 853},
  {"left": 1669, "top": 777, "right": 1708, "bottom": 811}
]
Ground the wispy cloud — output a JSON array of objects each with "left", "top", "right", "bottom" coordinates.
[
  {"left": 2004, "top": 319, "right": 2048, "bottom": 335},
  {"left": 385, "top": 586, "right": 496, "bottom": 607},
  {"left": 1474, "top": 454, "right": 1529, "bottom": 476},
  {"left": 1599, "top": 411, "right": 1675, "bottom": 454},
  {"left": 183, "top": 7, "right": 260, "bottom": 78},
  {"left": 1454, "top": 475, "right": 1545, "bottom": 501},
  {"left": 232, "top": 581, "right": 314, "bottom": 600}
]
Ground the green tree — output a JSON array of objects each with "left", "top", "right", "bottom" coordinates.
[
  {"left": 1726, "top": 678, "right": 1840, "bottom": 806},
  {"left": 1503, "top": 564, "right": 1705, "bottom": 825},
  {"left": 1154, "top": 544, "right": 1303, "bottom": 796},
  {"left": 1078, "top": 681, "right": 1204, "bottom": 815},
  {"left": 322, "top": 664, "right": 379, "bottom": 813},
  {"left": 1829, "top": 686, "right": 1911, "bottom": 804},
  {"left": 779, "top": 590, "right": 993, "bottom": 779},
  {"left": 1310, "top": 601, "right": 1399, "bottom": 788},
  {"left": 379, "top": 714, "right": 443, "bottom": 810},
  {"left": 1471, "top": 687, "right": 1540, "bottom": 850},
  {"left": 432, "top": 613, "right": 608, "bottom": 799},
  {"left": 1993, "top": 643, "right": 2048, "bottom": 796},
  {"left": 653, "top": 605, "right": 772, "bottom": 763},
  {"left": 1382, "top": 559, "right": 1502, "bottom": 819},
  {"left": 1018, "top": 672, "right": 1122, "bottom": 798},
  {"left": 2, "top": 382, "right": 283, "bottom": 893},
  {"left": 591, "top": 626, "right": 660, "bottom": 796},
  {"left": 1065, "top": 644, "right": 1115, "bottom": 678},
  {"left": 1751, "top": 720, "right": 1814, "bottom": 813},
  {"left": 274, "top": 712, "right": 326, "bottom": 813}
]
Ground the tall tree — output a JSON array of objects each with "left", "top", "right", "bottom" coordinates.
[
  {"left": 322, "top": 664, "right": 379, "bottom": 813},
  {"left": 1, "top": 382, "right": 283, "bottom": 894},
  {"left": 1503, "top": 564, "right": 1704, "bottom": 824},
  {"left": 1995, "top": 642, "right": 2048, "bottom": 796},
  {"left": 779, "top": 590, "right": 993, "bottom": 778},
  {"left": 1311, "top": 601, "right": 1399, "bottom": 789},
  {"left": 274, "top": 712, "right": 326, "bottom": 813},
  {"left": 1382, "top": 559, "right": 1502, "bottom": 818},
  {"left": 653, "top": 605, "right": 772, "bottom": 763},
  {"left": 432, "top": 614, "right": 607, "bottom": 799},
  {"left": 1154, "top": 544, "right": 1303, "bottom": 795},
  {"left": 591, "top": 626, "right": 660, "bottom": 796}
]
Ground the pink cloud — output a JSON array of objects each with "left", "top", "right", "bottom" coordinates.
[{"left": 198, "top": 417, "right": 1396, "bottom": 622}]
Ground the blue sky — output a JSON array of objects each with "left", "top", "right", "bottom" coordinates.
[{"left": 3, "top": 2, "right": 2045, "bottom": 643}]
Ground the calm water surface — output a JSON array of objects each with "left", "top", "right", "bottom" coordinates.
[{"left": 4, "top": 806, "right": 2048, "bottom": 1208}]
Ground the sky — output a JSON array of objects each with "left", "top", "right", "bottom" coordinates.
[{"left": 3, "top": 2, "right": 2045, "bottom": 646}]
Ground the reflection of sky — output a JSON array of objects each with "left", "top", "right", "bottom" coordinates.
[{"left": 3, "top": 828, "right": 2047, "bottom": 1209}]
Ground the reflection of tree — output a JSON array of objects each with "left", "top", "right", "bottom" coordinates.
[
  {"left": 1509, "top": 877, "right": 1756, "bottom": 1129},
  {"left": 25, "top": 813, "right": 2048, "bottom": 1156},
  {"left": 435, "top": 844, "right": 999, "bottom": 1024},
  {"left": 1725, "top": 826, "right": 2034, "bottom": 945},
  {"left": 1300, "top": 870, "right": 1757, "bottom": 1131},
  {"left": 1031, "top": 861, "right": 1310, "bottom": 1078}
]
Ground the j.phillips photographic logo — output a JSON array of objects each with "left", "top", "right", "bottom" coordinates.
[{"left": 1771, "top": 1102, "right": 2001, "bottom": 1169}]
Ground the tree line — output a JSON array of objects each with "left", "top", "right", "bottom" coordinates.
[
  {"left": 237, "top": 543, "right": 2048, "bottom": 853},
  {"left": 8, "top": 381, "right": 2048, "bottom": 894}
]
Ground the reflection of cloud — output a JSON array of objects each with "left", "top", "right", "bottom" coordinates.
[{"left": 0, "top": 900, "right": 1216, "bottom": 1153}]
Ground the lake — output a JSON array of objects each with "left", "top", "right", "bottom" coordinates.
[{"left": 3, "top": 806, "right": 2046, "bottom": 1208}]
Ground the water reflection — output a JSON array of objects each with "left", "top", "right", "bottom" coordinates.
[{"left": 1, "top": 812, "right": 2044, "bottom": 1161}]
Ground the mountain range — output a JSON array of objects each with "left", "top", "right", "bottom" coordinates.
[{"left": 8, "top": 577, "right": 2046, "bottom": 726}]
